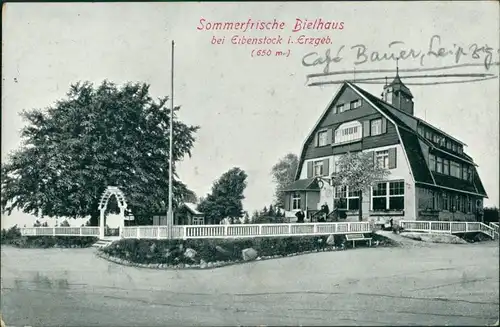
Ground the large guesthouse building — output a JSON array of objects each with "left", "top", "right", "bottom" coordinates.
[{"left": 283, "top": 75, "right": 488, "bottom": 225}]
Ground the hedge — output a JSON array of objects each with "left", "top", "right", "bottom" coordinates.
[
  {"left": 1, "top": 225, "right": 98, "bottom": 248},
  {"left": 100, "top": 234, "right": 394, "bottom": 267}
]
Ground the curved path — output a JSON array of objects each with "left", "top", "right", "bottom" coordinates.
[{"left": 1, "top": 242, "right": 499, "bottom": 326}]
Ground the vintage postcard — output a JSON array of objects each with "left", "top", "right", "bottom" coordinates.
[{"left": 1, "top": 1, "right": 499, "bottom": 326}]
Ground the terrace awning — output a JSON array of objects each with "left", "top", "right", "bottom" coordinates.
[{"left": 282, "top": 177, "right": 321, "bottom": 192}]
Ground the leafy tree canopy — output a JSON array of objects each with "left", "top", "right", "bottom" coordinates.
[
  {"left": 331, "top": 151, "right": 390, "bottom": 221},
  {"left": 1, "top": 81, "right": 199, "bottom": 225},
  {"left": 271, "top": 153, "right": 298, "bottom": 208},
  {"left": 197, "top": 167, "right": 248, "bottom": 224},
  {"left": 331, "top": 151, "right": 389, "bottom": 191}
]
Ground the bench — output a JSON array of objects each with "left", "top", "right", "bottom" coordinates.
[{"left": 345, "top": 233, "right": 372, "bottom": 248}]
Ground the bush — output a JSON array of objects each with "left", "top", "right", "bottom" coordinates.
[
  {"left": 0, "top": 226, "right": 98, "bottom": 248},
  {"left": 101, "top": 235, "right": 343, "bottom": 266},
  {"left": 0, "top": 225, "right": 22, "bottom": 244}
]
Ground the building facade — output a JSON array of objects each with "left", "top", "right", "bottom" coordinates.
[{"left": 283, "top": 76, "right": 487, "bottom": 225}]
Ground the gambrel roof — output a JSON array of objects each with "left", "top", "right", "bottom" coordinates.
[{"left": 294, "top": 82, "right": 487, "bottom": 198}]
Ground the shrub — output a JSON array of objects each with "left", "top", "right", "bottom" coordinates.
[
  {"left": 0, "top": 227, "right": 98, "bottom": 248},
  {"left": 101, "top": 235, "right": 340, "bottom": 265},
  {"left": 0, "top": 225, "right": 22, "bottom": 244}
]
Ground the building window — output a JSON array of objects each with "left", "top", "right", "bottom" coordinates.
[
  {"left": 433, "top": 134, "right": 439, "bottom": 143},
  {"left": 292, "top": 193, "right": 301, "bottom": 210},
  {"left": 450, "top": 161, "right": 461, "bottom": 178},
  {"left": 333, "top": 157, "right": 341, "bottom": 173},
  {"left": 350, "top": 99, "right": 361, "bottom": 109},
  {"left": 459, "top": 195, "right": 466, "bottom": 212},
  {"left": 334, "top": 186, "right": 360, "bottom": 211},
  {"left": 466, "top": 166, "right": 473, "bottom": 182},
  {"left": 376, "top": 150, "right": 389, "bottom": 168},
  {"left": 372, "top": 181, "right": 405, "bottom": 211},
  {"left": 334, "top": 121, "right": 362, "bottom": 144},
  {"left": 467, "top": 196, "right": 472, "bottom": 213},
  {"left": 452, "top": 143, "right": 457, "bottom": 152},
  {"left": 417, "top": 125, "right": 424, "bottom": 136},
  {"left": 193, "top": 217, "right": 205, "bottom": 225},
  {"left": 336, "top": 104, "right": 345, "bottom": 113},
  {"left": 425, "top": 129, "right": 432, "bottom": 140},
  {"left": 442, "top": 193, "right": 449, "bottom": 210},
  {"left": 317, "top": 130, "right": 328, "bottom": 147},
  {"left": 446, "top": 140, "right": 452, "bottom": 149},
  {"left": 370, "top": 118, "right": 382, "bottom": 136},
  {"left": 458, "top": 146, "right": 463, "bottom": 154},
  {"left": 429, "top": 154, "right": 436, "bottom": 171},
  {"left": 313, "top": 160, "right": 324, "bottom": 177},
  {"left": 443, "top": 159, "right": 449, "bottom": 175},
  {"left": 436, "top": 157, "right": 443, "bottom": 173}
]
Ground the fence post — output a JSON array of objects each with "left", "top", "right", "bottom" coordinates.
[
  {"left": 288, "top": 224, "right": 292, "bottom": 235},
  {"left": 313, "top": 223, "right": 318, "bottom": 234},
  {"left": 80, "top": 228, "right": 83, "bottom": 236},
  {"left": 429, "top": 221, "right": 433, "bottom": 232},
  {"left": 157, "top": 226, "right": 161, "bottom": 240},
  {"left": 258, "top": 225, "right": 262, "bottom": 236},
  {"left": 137, "top": 228, "right": 141, "bottom": 240},
  {"left": 53, "top": 228, "right": 56, "bottom": 236}
]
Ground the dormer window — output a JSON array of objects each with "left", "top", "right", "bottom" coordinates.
[
  {"left": 350, "top": 99, "right": 362, "bottom": 109},
  {"left": 370, "top": 118, "right": 382, "bottom": 136},
  {"left": 317, "top": 130, "right": 328, "bottom": 147},
  {"left": 334, "top": 121, "right": 362, "bottom": 144},
  {"left": 336, "top": 104, "right": 345, "bottom": 113}
]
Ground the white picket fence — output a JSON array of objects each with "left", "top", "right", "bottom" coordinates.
[
  {"left": 19, "top": 222, "right": 372, "bottom": 240},
  {"left": 489, "top": 222, "right": 499, "bottom": 239},
  {"left": 20, "top": 226, "right": 100, "bottom": 237},
  {"left": 19, "top": 221, "right": 498, "bottom": 240},
  {"left": 399, "top": 220, "right": 496, "bottom": 239}
]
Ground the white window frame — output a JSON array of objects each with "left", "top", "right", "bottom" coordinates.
[
  {"left": 334, "top": 121, "right": 362, "bottom": 144},
  {"left": 375, "top": 150, "right": 389, "bottom": 169},
  {"left": 429, "top": 154, "right": 436, "bottom": 171},
  {"left": 317, "top": 130, "right": 328, "bottom": 147},
  {"left": 436, "top": 157, "right": 443, "bottom": 174},
  {"left": 450, "top": 161, "right": 460, "bottom": 178},
  {"left": 370, "top": 118, "right": 382, "bottom": 136},
  {"left": 337, "top": 104, "right": 345, "bottom": 113},
  {"left": 371, "top": 181, "right": 405, "bottom": 211},
  {"left": 192, "top": 217, "right": 205, "bottom": 225},
  {"left": 333, "top": 156, "right": 341, "bottom": 173},
  {"left": 443, "top": 159, "right": 449, "bottom": 175},
  {"left": 350, "top": 99, "right": 361, "bottom": 109},
  {"left": 292, "top": 192, "right": 301, "bottom": 210},
  {"left": 334, "top": 185, "right": 360, "bottom": 211},
  {"left": 313, "top": 160, "right": 324, "bottom": 177}
]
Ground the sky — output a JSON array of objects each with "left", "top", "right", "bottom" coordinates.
[{"left": 1, "top": 2, "right": 499, "bottom": 228}]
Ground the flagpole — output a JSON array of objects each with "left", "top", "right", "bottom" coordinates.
[{"left": 167, "top": 40, "right": 174, "bottom": 239}]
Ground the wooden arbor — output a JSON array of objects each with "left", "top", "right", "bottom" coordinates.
[{"left": 98, "top": 186, "right": 128, "bottom": 239}]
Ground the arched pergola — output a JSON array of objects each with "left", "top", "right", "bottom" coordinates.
[{"left": 98, "top": 186, "right": 128, "bottom": 239}]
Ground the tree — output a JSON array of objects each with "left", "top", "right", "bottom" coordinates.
[
  {"left": 330, "top": 151, "right": 390, "bottom": 221},
  {"left": 271, "top": 153, "right": 299, "bottom": 207},
  {"left": 1, "top": 81, "right": 199, "bottom": 225},
  {"left": 268, "top": 204, "right": 275, "bottom": 217},
  {"left": 60, "top": 220, "right": 70, "bottom": 227},
  {"left": 261, "top": 206, "right": 268, "bottom": 216},
  {"left": 243, "top": 212, "right": 250, "bottom": 224},
  {"left": 197, "top": 167, "right": 248, "bottom": 224}
]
